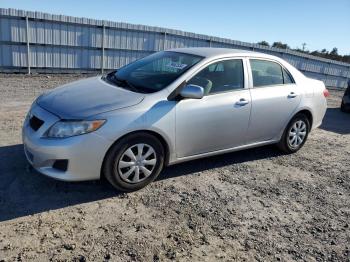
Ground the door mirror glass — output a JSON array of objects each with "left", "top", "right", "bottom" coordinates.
[{"left": 180, "top": 84, "right": 204, "bottom": 99}]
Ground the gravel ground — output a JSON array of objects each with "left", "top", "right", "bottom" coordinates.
[{"left": 0, "top": 74, "right": 349, "bottom": 262}]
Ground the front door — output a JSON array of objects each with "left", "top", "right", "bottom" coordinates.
[{"left": 175, "top": 58, "right": 251, "bottom": 158}]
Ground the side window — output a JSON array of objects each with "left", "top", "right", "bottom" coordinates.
[
  {"left": 250, "top": 59, "right": 284, "bottom": 87},
  {"left": 208, "top": 63, "right": 224, "bottom": 72},
  {"left": 282, "top": 68, "right": 294, "bottom": 84},
  {"left": 188, "top": 59, "right": 244, "bottom": 95}
]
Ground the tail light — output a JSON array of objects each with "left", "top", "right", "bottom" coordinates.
[{"left": 323, "top": 89, "right": 330, "bottom": 98}]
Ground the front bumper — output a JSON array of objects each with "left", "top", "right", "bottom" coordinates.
[{"left": 22, "top": 103, "right": 112, "bottom": 181}]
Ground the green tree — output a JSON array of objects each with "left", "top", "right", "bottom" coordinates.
[
  {"left": 321, "top": 49, "right": 328, "bottom": 54},
  {"left": 343, "top": 55, "right": 350, "bottom": 63},
  {"left": 257, "top": 41, "right": 269, "bottom": 47},
  {"left": 330, "top": 47, "right": 338, "bottom": 56},
  {"left": 272, "top": 42, "right": 290, "bottom": 49}
]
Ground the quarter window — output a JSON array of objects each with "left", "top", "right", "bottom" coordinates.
[
  {"left": 188, "top": 59, "right": 244, "bottom": 95},
  {"left": 282, "top": 68, "right": 294, "bottom": 84}
]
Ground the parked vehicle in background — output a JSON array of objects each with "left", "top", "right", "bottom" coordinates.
[
  {"left": 22, "top": 48, "right": 328, "bottom": 191},
  {"left": 341, "top": 80, "right": 350, "bottom": 113}
]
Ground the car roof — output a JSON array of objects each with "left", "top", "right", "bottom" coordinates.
[{"left": 169, "top": 47, "right": 276, "bottom": 60}]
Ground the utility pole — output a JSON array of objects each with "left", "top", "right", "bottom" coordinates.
[
  {"left": 302, "top": 43, "right": 307, "bottom": 52},
  {"left": 101, "top": 24, "right": 105, "bottom": 74},
  {"left": 163, "top": 32, "right": 167, "bottom": 50},
  {"left": 26, "top": 16, "right": 31, "bottom": 74}
]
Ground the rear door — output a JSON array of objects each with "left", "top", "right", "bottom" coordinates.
[{"left": 246, "top": 59, "right": 301, "bottom": 143}]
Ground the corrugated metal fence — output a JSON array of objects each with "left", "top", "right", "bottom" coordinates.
[{"left": 1, "top": 8, "right": 349, "bottom": 88}]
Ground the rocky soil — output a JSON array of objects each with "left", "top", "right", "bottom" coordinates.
[{"left": 0, "top": 74, "right": 349, "bottom": 261}]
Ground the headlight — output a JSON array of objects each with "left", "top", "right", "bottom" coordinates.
[{"left": 46, "top": 120, "right": 106, "bottom": 138}]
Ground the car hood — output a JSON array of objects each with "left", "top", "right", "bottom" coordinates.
[{"left": 37, "top": 76, "right": 144, "bottom": 119}]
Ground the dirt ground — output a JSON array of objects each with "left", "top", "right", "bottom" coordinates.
[{"left": 0, "top": 74, "right": 349, "bottom": 262}]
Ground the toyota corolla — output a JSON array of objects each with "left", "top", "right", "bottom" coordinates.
[{"left": 22, "top": 48, "right": 328, "bottom": 191}]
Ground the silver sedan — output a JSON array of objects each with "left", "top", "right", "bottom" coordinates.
[{"left": 22, "top": 48, "right": 328, "bottom": 191}]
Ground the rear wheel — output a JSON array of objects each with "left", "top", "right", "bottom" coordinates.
[
  {"left": 103, "top": 133, "right": 165, "bottom": 192},
  {"left": 277, "top": 114, "right": 310, "bottom": 154}
]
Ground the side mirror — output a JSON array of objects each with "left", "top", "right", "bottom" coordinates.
[{"left": 180, "top": 84, "right": 204, "bottom": 99}]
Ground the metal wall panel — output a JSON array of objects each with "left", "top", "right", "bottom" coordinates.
[
  {"left": 0, "top": 17, "right": 27, "bottom": 42},
  {"left": 104, "top": 49, "right": 152, "bottom": 69},
  {"left": 1, "top": 44, "right": 27, "bottom": 67},
  {"left": 0, "top": 8, "right": 349, "bottom": 88},
  {"left": 0, "top": 44, "right": 2, "bottom": 66}
]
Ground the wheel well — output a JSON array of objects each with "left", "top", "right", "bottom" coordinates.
[
  {"left": 139, "top": 130, "right": 170, "bottom": 166},
  {"left": 296, "top": 109, "right": 313, "bottom": 128},
  {"left": 101, "top": 130, "right": 170, "bottom": 178}
]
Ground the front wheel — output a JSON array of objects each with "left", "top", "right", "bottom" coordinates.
[
  {"left": 103, "top": 133, "right": 165, "bottom": 192},
  {"left": 277, "top": 114, "right": 310, "bottom": 154}
]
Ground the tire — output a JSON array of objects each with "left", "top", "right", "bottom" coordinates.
[
  {"left": 103, "top": 132, "right": 165, "bottom": 192},
  {"left": 277, "top": 114, "right": 310, "bottom": 154}
]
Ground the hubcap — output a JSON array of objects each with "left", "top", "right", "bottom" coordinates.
[
  {"left": 288, "top": 120, "right": 307, "bottom": 148},
  {"left": 116, "top": 143, "right": 157, "bottom": 184}
]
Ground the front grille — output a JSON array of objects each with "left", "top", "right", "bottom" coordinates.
[{"left": 29, "top": 115, "right": 44, "bottom": 131}]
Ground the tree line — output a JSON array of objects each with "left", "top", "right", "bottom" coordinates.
[{"left": 257, "top": 41, "right": 350, "bottom": 64}]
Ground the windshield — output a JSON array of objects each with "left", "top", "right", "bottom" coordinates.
[{"left": 104, "top": 51, "right": 203, "bottom": 93}]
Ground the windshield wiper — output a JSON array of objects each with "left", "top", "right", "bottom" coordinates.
[
  {"left": 105, "top": 72, "right": 139, "bottom": 92},
  {"left": 114, "top": 76, "right": 139, "bottom": 92}
]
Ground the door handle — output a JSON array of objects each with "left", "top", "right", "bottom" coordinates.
[
  {"left": 288, "top": 92, "right": 298, "bottom": 98},
  {"left": 236, "top": 98, "right": 249, "bottom": 106}
]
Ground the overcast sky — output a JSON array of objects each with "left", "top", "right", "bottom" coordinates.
[{"left": 1, "top": 0, "right": 349, "bottom": 55}]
